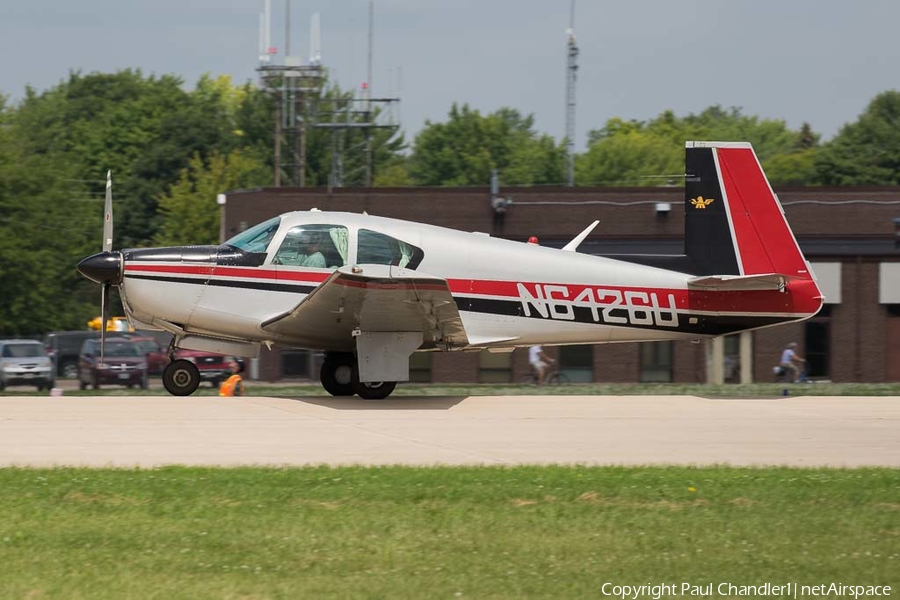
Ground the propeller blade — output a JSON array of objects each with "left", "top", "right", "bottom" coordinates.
[
  {"left": 103, "top": 170, "right": 113, "bottom": 252},
  {"left": 100, "top": 283, "right": 110, "bottom": 363}
]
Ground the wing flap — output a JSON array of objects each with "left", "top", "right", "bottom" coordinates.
[
  {"left": 261, "top": 265, "right": 468, "bottom": 349},
  {"left": 687, "top": 273, "right": 791, "bottom": 291}
]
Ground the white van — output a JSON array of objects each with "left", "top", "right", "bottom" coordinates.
[{"left": 0, "top": 339, "right": 55, "bottom": 391}]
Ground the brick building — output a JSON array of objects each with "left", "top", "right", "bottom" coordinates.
[{"left": 221, "top": 185, "right": 900, "bottom": 384}]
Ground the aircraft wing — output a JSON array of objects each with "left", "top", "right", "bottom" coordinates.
[{"left": 260, "top": 265, "right": 468, "bottom": 349}]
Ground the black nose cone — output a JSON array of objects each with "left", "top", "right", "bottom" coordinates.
[{"left": 77, "top": 251, "right": 123, "bottom": 285}]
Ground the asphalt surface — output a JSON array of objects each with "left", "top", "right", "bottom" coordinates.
[{"left": 1, "top": 394, "right": 898, "bottom": 468}]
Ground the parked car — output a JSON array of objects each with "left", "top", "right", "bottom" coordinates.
[
  {"left": 0, "top": 340, "right": 55, "bottom": 391},
  {"left": 128, "top": 336, "right": 169, "bottom": 375},
  {"left": 43, "top": 331, "right": 101, "bottom": 378},
  {"left": 78, "top": 338, "right": 148, "bottom": 390},
  {"left": 173, "top": 349, "right": 231, "bottom": 387}
]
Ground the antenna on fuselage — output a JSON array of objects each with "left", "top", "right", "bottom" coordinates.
[{"left": 562, "top": 220, "right": 599, "bottom": 251}]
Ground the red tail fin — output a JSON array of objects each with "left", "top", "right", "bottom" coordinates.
[{"left": 712, "top": 143, "right": 811, "bottom": 279}]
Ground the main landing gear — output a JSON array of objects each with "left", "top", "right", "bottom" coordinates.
[
  {"left": 320, "top": 352, "right": 397, "bottom": 400},
  {"left": 158, "top": 350, "right": 397, "bottom": 399}
]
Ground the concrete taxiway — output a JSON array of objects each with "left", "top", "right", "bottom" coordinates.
[{"left": 0, "top": 395, "right": 898, "bottom": 468}]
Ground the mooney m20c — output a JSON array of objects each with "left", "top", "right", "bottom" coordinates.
[{"left": 77, "top": 142, "right": 823, "bottom": 398}]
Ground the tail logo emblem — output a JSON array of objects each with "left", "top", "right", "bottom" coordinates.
[{"left": 691, "top": 196, "right": 715, "bottom": 209}]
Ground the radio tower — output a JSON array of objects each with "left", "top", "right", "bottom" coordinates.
[{"left": 565, "top": 0, "right": 578, "bottom": 186}]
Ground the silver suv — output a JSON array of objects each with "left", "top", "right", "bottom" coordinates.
[{"left": 0, "top": 340, "right": 55, "bottom": 391}]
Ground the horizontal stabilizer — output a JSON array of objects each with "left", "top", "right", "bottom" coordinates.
[{"left": 687, "top": 273, "right": 793, "bottom": 291}]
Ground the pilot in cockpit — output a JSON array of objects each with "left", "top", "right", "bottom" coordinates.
[
  {"left": 296, "top": 232, "right": 326, "bottom": 268},
  {"left": 275, "top": 231, "right": 327, "bottom": 268}
]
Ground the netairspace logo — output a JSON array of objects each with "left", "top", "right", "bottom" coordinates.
[{"left": 600, "top": 582, "right": 892, "bottom": 599}]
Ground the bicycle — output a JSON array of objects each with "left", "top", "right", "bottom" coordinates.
[
  {"left": 773, "top": 365, "right": 807, "bottom": 383},
  {"left": 519, "top": 368, "right": 570, "bottom": 385}
]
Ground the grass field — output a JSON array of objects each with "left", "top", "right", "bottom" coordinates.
[{"left": 0, "top": 466, "right": 897, "bottom": 599}]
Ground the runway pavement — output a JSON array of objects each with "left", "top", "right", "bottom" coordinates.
[{"left": 0, "top": 394, "right": 898, "bottom": 468}]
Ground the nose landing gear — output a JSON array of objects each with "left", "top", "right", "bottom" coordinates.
[{"left": 163, "top": 359, "right": 201, "bottom": 396}]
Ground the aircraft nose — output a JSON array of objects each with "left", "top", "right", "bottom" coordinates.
[{"left": 77, "top": 251, "right": 123, "bottom": 285}]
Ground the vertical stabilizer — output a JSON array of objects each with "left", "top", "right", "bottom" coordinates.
[{"left": 684, "top": 142, "right": 813, "bottom": 281}]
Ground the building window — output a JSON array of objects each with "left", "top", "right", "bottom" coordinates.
[
  {"left": 804, "top": 321, "right": 830, "bottom": 378},
  {"left": 639, "top": 342, "right": 673, "bottom": 383},
  {"left": 281, "top": 349, "right": 311, "bottom": 379},
  {"left": 559, "top": 345, "right": 593, "bottom": 383},
  {"left": 478, "top": 350, "right": 512, "bottom": 383},
  {"left": 724, "top": 335, "right": 740, "bottom": 383},
  {"left": 409, "top": 352, "right": 432, "bottom": 383}
]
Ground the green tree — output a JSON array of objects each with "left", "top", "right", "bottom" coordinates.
[
  {"left": 10, "top": 70, "right": 273, "bottom": 247},
  {"left": 0, "top": 103, "right": 97, "bottom": 335},
  {"left": 762, "top": 149, "right": 819, "bottom": 186},
  {"left": 374, "top": 163, "right": 413, "bottom": 187},
  {"left": 579, "top": 106, "right": 819, "bottom": 186},
  {"left": 814, "top": 91, "right": 900, "bottom": 185},
  {"left": 409, "top": 104, "right": 564, "bottom": 186},
  {"left": 577, "top": 129, "right": 681, "bottom": 186},
  {"left": 155, "top": 150, "right": 270, "bottom": 246}
]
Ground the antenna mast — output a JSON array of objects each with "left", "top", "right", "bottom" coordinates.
[
  {"left": 309, "top": 12, "right": 321, "bottom": 64},
  {"left": 256, "top": 0, "right": 399, "bottom": 189},
  {"left": 364, "top": 0, "right": 374, "bottom": 187},
  {"left": 565, "top": 0, "right": 579, "bottom": 187}
]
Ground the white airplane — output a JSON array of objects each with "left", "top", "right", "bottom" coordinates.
[{"left": 78, "top": 141, "right": 824, "bottom": 398}]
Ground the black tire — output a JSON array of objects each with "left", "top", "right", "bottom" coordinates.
[
  {"left": 353, "top": 379, "right": 397, "bottom": 400},
  {"left": 518, "top": 373, "right": 537, "bottom": 385},
  {"left": 350, "top": 364, "right": 396, "bottom": 399},
  {"left": 548, "top": 372, "right": 570, "bottom": 385},
  {"left": 162, "top": 360, "right": 201, "bottom": 396},
  {"left": 320, "top": 352, "right": 355, "bottom": 397}
]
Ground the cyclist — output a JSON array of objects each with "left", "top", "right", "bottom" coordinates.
[{"left": 528, "top": 345, "right": 555, "bottom": 385}]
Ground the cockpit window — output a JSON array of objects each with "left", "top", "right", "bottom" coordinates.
[
  {"left": 272, "top": 225, "right": 349, "bottom": 269},
  {"left": 224, "top": 217, "right": 281, "bottom": 253},
  {"left": 357, "top": 229, "right": 424, "bottom": 269}
]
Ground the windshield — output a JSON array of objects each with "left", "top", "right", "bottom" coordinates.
[
  {"left": 86, "top": 341, "right": 140, "bottom": 357},
  {"left": 133, "top": 340, "right": 158, "bottom": 353},
  {"left": 1, "top": 343, "right": 44, "bottom": 358},
  {"left": 224, "top": 217, "right": 281, "bottom": 253}
]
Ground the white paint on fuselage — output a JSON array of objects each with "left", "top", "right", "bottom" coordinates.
[{"left": 118, "top": 211, "right": 792, "bottom": 352}]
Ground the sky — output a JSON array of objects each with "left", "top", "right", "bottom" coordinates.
[{"left": 3, "top": 0, "right": 900, "bottom": 150}]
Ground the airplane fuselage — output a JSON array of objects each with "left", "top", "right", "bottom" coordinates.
[{"left": 117, "top": 211, "right": 821, "bottom": 353}]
